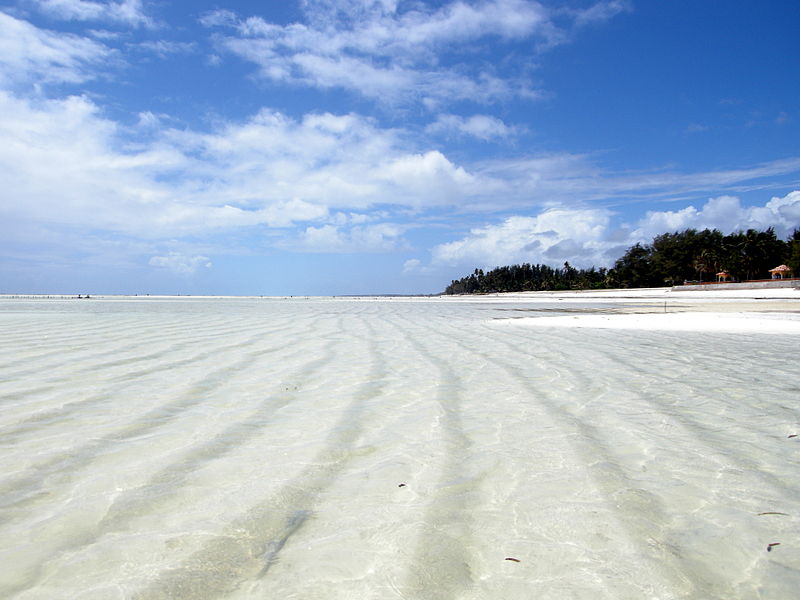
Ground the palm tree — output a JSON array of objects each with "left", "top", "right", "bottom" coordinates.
[{"left": 692, "top": 248, "right": 718, "bottom": 282}]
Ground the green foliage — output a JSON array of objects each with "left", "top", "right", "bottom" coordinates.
[
  {"left": 444, "top": 226, "right": 796, "bottom": 294},
  {"left": 608, "top": 227, "right": 791, "bottom": 288},
  {"left": 788, "top": 229, "right": 800, "bottom": 277},
  {"left": 444, "top": 262, "right": 608, "bottom": 294}
]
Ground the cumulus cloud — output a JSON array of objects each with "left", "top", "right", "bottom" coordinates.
[
  {"left": 375, "top": 150, "right": 478, "bottom": 205},
  {"left": 0, "top": 86, "right": 464, "bottom": 239},
  {"left": 159, "top": 110, "right": 485, "bottom": 212},
  {"left": 432, "top": 208, "right": 614, "bottom": 269},
  {"left": 633, "top": 191, "right": 800, "bottom": 240},
  {"left": 31, "top": 0, "right": 153, "bottom": 28},
  {"left": 1, "top": 51, "right": 474, "bottom": 255},
  {"left": 430, "top": 191, "right": 800, "bottom": 270},
  {"left": 149, "top": 252, "right": 212, "bottom": 275}
]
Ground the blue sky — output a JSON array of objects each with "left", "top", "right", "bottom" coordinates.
[{"left": 1, "top": 0, "right": 799, "bottom": 295}]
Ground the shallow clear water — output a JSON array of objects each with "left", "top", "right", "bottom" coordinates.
[{"left": 1, "top": 297, "right": 798, "bottom": 599}]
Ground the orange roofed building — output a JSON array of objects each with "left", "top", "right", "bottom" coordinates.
[{"left": 769, "top": 265, "right": 793, "bottom": 279}]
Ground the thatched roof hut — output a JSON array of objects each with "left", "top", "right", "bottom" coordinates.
[{"left": 769, "top": 264, "right": 793, "bottom": 279}]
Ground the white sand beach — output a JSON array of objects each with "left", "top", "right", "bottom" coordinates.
[
  {"left": 0, "top": 291, "right": 798, "bottom": 599},
  {"left": 500, "top": 310, "right": 800, "bottom": 333},
  {"left": 485, "top": 286, "right": 800, "bottom": 334}
]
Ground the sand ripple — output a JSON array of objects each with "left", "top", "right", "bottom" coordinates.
[{"left": 1, "top": 297, "right": 798, "bottom": 599}]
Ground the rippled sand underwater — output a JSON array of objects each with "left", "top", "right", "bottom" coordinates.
[{"left": 1, "top": 296, "right": 798, "bottom": 599}]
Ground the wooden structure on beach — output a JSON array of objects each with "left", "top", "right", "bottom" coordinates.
[{"left": 769, "top": 264, "right": 793, "bottom": 279}]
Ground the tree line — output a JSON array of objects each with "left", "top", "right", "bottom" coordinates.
[{"left": 443, "top": 227, "right": 800, "bottom": 294}]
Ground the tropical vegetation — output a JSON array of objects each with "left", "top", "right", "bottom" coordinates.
[{"left": 443, "top": 227, "right": 800, "bottom": 294}]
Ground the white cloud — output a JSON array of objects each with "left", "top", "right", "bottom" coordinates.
[
  {"left": 474, "top": 155, "right": 800, "bottom": 207},
  {"left": 430, "top": 191, "right": 800, "bottom": 271},
  {"left": 188, "top": 2, "right": 632, "bottom": 112},
  {"left": 136, "top": 110, "right": 160, "bottom": 128},
  {"left": 282, "top": 0, "right": 548, "bottom": 52},
  {"left": 376, "top": 150, "right": 477, "bottom": 205},
  {"left": 258, "top": 199, "right": 330, "bottom": 228},
  {"left": 402, "top": 258, "right": 421, "bottom": 273},
  {"left": 1, "top": 13, "right": 798, "bottom": 273},
  {"left": 294, "top": 223, "right": 406, "bottom": 253},
  {"left": 135, "top": 40, "right": 196, "bottom": 57},
  {"left": 572, "top": 0, "right": 631, "bottom": 28},
  {"left": 221, "top": 37, "right": 525, "bottom": 105},
  {"left": 198, "top": 9, "right": 238, "bottom": 28},
  {"left": 149, "top": 252, "right": 212, "bottom": 275},
  {"left": 0, "top": 11, "right": 111, "bottom": 86},
  {"left": 157, "top": 111, "right": 494, "bottom": 213},
  {"left": 2, "top": 77, "right": 799, "bottom": 260},
  {"left": 87, "top": 28, "right": 121, "bottom": 40},
  {"left": 2, "top": 62, "right": 799, "bottom": 256},
  {"left": 202, "top": 0, "right": 554, "bottom": 105},
  {"left": 426, "top": 114, "right": 520, "bottom": 140},
  {"left": 432, "top": 208, "right": 614, "bottom": 269},
  {"left": 632, "top": 191, "right": 800, "bottom": 240},
  {"left": 0, "top": 90, "right": 187, "bottom": 236},
  {"left": 0, "top": 81, "right": 481, "bottom": 244},
  {"left": 331, "top": 212, "right": 377, "bottom": 225},
  {"left": 31, "top": 0, "right": 153, "bottom": 28}
]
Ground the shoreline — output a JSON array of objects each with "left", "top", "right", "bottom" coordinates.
[
  {"left": 3, "top": 283, "right": 799, "bottom": 302},
  {"left": 3, "top": 288, "right": 800, "bottom": 334},
  {"left": 478, "top": 286, "right": 800, "bottom": 333}
]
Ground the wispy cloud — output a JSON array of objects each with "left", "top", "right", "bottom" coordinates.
[
  {"left": 426, "top": 114, "right": 521, "bottom": 140},
  {"left": 571, "top": 0, "right": 631, "bottom": 28},
  {"left": 200, "top": 0, "right": 562, "bottom": 106},
  {"left": 685, "top": 123, "right": 709, "bottom": 134},
  {"left": 133, "top": 40, "right": 196, "bottom": 57},
  {"left": 0, "top": 11, "right": 112, "bottom": 86},
  {"left": 30, "top": 0, "right": 154, "bottom": 28},
  {"left": 474, "top": 155, "right": 800, "bottom": 207}
]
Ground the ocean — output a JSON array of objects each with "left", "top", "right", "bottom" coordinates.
[{"left": 1, "top": 296, "right": 798, "bottom": 599}]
